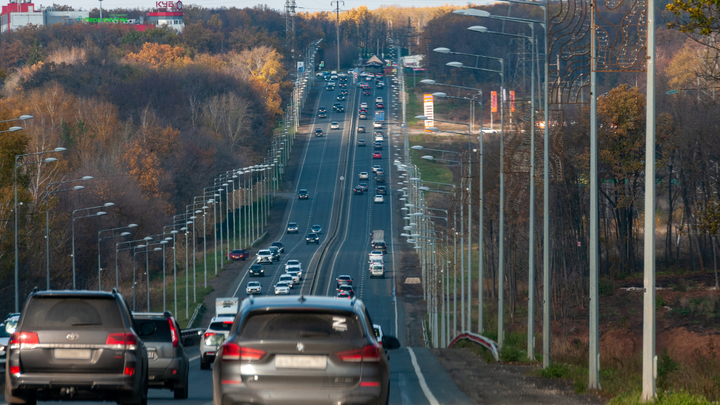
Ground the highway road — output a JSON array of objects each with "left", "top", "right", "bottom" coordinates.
[{"left": 2, "top": 73, "right": 472, "bottom": 405}]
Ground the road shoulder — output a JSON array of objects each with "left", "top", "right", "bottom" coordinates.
[{"left": 433, "top": 348, "right": 607, "bottom": 405}]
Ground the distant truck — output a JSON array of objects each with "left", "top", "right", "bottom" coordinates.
[
  {"left": 375, "top": 111, "right": 385, "bottom": 123},
  {"left": 371, "top": 230, "right": 387, "bottom": 253},
  {"left": 215, "top": 297, "right": 239, "bottom": 317}
]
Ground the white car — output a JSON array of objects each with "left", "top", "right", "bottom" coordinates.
[
  {"left": 372, "top": 165, "right": 382, "bottom": 173},
  {"left": 374, "top": 195, "right": 384, "bottom": 203},
  {"left": 199, "top": 316, "right": 234, "bottom": 369},
  {"left": 331, "top": 122, "right": 340, "bottom": 129},
  {"left": 375, "top": 135, "right": 384, "bottom": 142},
  {"left": 246, "top": 281, "right": 262, "bottom": 295},
  {"left": 257, "top": 249, "right": 273, "bottom": 264},
  {"left": 286, "top": 270, "right": 301, "bottom": 284},
  {"left": 274, "top": 282, "right": 291, "bottom": 295},
  {"left": 279, "top": 273, "right": 295, "bottom": 287},
  {"left": 359, "top": 171, "right": 369, "bottom": 179},
  {"left": 370, "top": 262, "right": 385, "bottom": 278},
  {"left": 311, "top": 224, "right": 322, "bottom": 234},
  {"left": 375, "top": 97, "right": 383, "bottom": 103},
  {"left": 360, "top": 102, "right": 368, "bottom": 109},
  {"left": 373, "top": 121, "right": 382, "bottom": 129},
  {"left": 369, "top": 250, "right": 384, "bottom": 262},
  {"left": 285, "top": 259, "right": 303, "bottom": 272}
]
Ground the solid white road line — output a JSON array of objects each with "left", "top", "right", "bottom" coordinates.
[{"left": 407, "top": 348, "right": 440, "bottom": 405}]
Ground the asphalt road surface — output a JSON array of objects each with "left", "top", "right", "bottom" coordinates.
[{"left": 1, "top": 74, "right": 473, "bottom": 405}]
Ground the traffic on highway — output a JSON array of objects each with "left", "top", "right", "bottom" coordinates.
[{"left": 1, "top": 63, "right": 471, "bottom": 405}]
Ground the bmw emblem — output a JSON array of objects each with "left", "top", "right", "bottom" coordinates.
[
  {"left": 66, "top": 333, "right": 79, "bottom": 341},
  {"left": 296, "top": 343, "right": 304, "bottom": 352}
]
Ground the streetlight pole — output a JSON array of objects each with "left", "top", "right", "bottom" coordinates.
[
  {"left": 98, "top": 224, "right": 138, "bottom": 290},
  {"left": 15, "top": 146, "right": 63, "bottom": 309},
  {"left": 72, "top": 203, "right": 113, "bottom": 290},
  {"left": 45, "top": 175, "right": 91, "bottom": 289}
]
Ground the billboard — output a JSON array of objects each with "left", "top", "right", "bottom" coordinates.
[
  {"left": 491, "top": 91, "right": 497, "bottom": 113},
  {"left": 423, "top": 94, "right": 434, "bottom": 130},
  {"left": 297, "top": 61, "right": 304, "bottom": 73}
]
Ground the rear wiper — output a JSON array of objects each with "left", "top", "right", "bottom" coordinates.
[{"left": 71, "top": 322, "right": 102, "bottom": 326}]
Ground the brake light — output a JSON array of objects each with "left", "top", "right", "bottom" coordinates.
[
  {"left": 168, "top": 318, "right": 178, "bottom": 348},
  {"left": 10, "top": 366, "right": 20, "bottom": 375},
  {"left": 223, "top": 321, "right": 233, "bottom": 324},
  {"left": 221, "top": 343, "right": 265, "bottom": 361},
  {"left": 360, "top": 381, "right": 380, "bottom": 387},
  {"left": 204, "top": 332, "right": 216, "bottom": 339},
  {"left": 106, "top": 333, "right": 137, "bottom": 350},
  {"left": 9, "top": 332, "right": 39, "bottom": 349},
  {"left": 124, "top": 367, "right": 135, "bottom": 376},
  {"left": 336, "top": 344, "right": 381, "bottom": 363}
]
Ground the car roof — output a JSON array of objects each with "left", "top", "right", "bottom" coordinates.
[
  {"left": 299, "top": 189, "right": 307, "bottom": 192},
  {"left": 240, "top": 296, "right": 364, "bottom": 314},
  {"left": 29, "top": 290, "right": 118, "bottom": 299},
  {"left": 210, "top": 316, "right": 235, "bottom": 323},
  {"left": 248, "top": 281, "right": 260, "bottom": 285}
]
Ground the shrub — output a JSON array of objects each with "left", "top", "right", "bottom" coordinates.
[
  {"left": 500, "top": 345, "right": 521, "bottom": 362},
  {"left": 599, "top": 277, "right": 615, "bottom": 296},
  {"left": 539, "top": 363, "right": 570, "bottom": 379}
]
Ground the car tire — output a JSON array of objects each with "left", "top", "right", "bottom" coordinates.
[
  {"left": 4, "top": 387, "right": 36, "bottom": 405},
  {"left": 173, "top": 374, "right": 189, "bottom": 400},
  {"left": 126, "top": 376, "right": 148, "bottom": 405},
  {"left": 200, "top": 358, "right": 211, "bottom": 370}
]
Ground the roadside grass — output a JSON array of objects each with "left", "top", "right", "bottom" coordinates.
[
  {"left": 404, "top": 77, "right": 423, "bottom": 127},
  {"left": 409, "top": 144, "right": 454, "bottom": 185}
]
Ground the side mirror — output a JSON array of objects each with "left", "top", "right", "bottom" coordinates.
[
  {"left": 184, "top": 338, "right": 195, "bottom": 346},
  {"left": 382, "top": 336, "right": 401, "bottom": 350},
  {"left": 139, "top": 322, "right": 155, "bottom": 337}
]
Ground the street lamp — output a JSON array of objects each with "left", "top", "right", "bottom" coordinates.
[
  {"left": 98, "top": 224, "right": 138, "bottom": 291},
  {"left": 45, "top": 175, "right": 92, "bottom": 289},
  {"left": 14, "top": 146, "right": 64, "bottom": 310},
  {"left": 0, "top": 115, "right": 33, "bottom": 124},
  {"left": 71, "top": 202, "right": 113, "bottom": 289}
]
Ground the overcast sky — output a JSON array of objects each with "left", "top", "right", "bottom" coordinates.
[{"left": 35, "top": 0, "right": 487, "bottom": 14}]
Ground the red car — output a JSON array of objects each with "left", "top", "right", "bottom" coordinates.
[
  {"left": 376, "top": 103, "right": 384, "bottom": 109},
  {"left": 227, "top": 249, "right": 249, "bottom": 260},
  {"left": 373, "top": 152, "right": 382, "bottom": 159}
]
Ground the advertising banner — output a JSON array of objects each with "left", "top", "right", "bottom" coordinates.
[
  {"left": 491, "top": 91, "right": 497, "bottom": 113},
  {"left": 423, "top": 94, "right": 434, "bottom": 130},
  {"left": 510, "top": 90, "right": 515, "bottom": 113},
  {"left": 297, "top": 61, "right": 304, "bottom": 73}
]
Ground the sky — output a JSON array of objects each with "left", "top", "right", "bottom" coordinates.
[{"left": 31, "top": 0, "right": 485, "bottom": 15}]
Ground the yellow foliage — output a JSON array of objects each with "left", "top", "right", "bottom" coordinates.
[{"left": 125, "top": 43, "right": 190, "bottom": 69}]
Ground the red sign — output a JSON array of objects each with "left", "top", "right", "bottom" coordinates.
[
  {"left": 156, "top": 1, "right": 182, "bottom": 9},
  {"left": 510, "top": 91, "right": 515, "bottom": 113},
  {"left": 491, "top": 91, "right": 497, "bottom": 113}
]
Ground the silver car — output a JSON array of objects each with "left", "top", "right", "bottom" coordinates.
[
  {"left": 257, "top": 249, "right": 273, "bottom": 264},
  {"left": 274, "top": 282, "right": 290, "bottom": 295},
  {"left": 200, "top": 316, "right": 235, "bottom": 370},
  {"left": 246, "top": 281, "right": 262, "bottom": 295},
  {"left": 212, "top": 297, "right": 400, "bottom": 404}
]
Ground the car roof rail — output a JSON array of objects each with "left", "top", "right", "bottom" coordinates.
[
  {"left": 32, "top": 286, "right": 38, "bottom": 294},
  {"left": 298, "top": 295, "right": 306, "bottom": 303},
  {"left": 248, "top": 295, "right": 254, "bottom": 304},
  {"left": 350, "top": 297, "right": 357, "bottom": 306}
]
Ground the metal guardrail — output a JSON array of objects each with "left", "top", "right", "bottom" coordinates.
[
  {"left": 187, "top": 303, "right": 203, "bottom": 329},
  {"left": 448, "top": 332, "right": 500, "bottom": 362}
]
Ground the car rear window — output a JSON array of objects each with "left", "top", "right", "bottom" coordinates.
[
  {"left": 210, "top": 322, "right": 233, "bottom": 332},
  {"left": 136, "top": 319, "right": 172, "bottom": 342},
  {"left": 22, "top": 297, "right": 124, "bottom": 330},
  {"left": 239, "top": 312, "right": 363, "bottom": 340}
]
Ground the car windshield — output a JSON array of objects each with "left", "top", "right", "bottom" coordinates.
[
  {"left": 288, "top": 260, "right": 299, "bottom": 265},
  {"left": 248, "top": 282, "right": 260, "bottom": 287},
  {"left": 136, "top": 319, "right": 172, "bottom": 342},
  {"left": 23, "top": 297, "right": 124, "bottom": 330},
  {"left": 239, "top": 312, "right": 363, "bottom": 340},
  {"left": 259, "top": 250, "right": 270, "bottom": 254},
  {"left": 231, "top": 250, "right": 243, "bottom": 254},
  {"left": 277, "top": 282, "right": 289, "bottom": 287},
  {"left": 289, "top": 223, "right": 297, "bottom": 226},
  {"left": 209, "top": 321, "right": 233, "bottom": 331},
  {"left": 251, "top": 264, "right": 262, "bottom": 269}
]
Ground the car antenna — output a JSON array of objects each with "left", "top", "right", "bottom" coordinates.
[
  {"left": 249, "top": 295, "right": 254, "bottom": 304},
  {"left": 298, "top": 295, "right": 306, "bottom": 303},
  {"left": 351, "top": 297, "right": 357, "bottom": 306}
]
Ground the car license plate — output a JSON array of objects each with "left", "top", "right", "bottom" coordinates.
[
  {"left": 275, "top": 355, "right": 327, "bottom": 370},
  {"left": 54, "top": 349, "right": 91, "bottom": 360}
]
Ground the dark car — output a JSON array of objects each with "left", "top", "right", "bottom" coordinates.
[
  {"left": 336, "top": 95, "right": 346, "bottom": 101},
  {"left": 376, "top": 173, "right": 385, "bottom": 184},
  {"left": 306, "top": 233, "right": 319, "bottom": 244},
  {"left": 336, "top": 275, "right": 353, "bottom": 289},
  {"left": 299, "top": 189, "right": 309, "bottom": 200},
  {"left": 132, "top": 312, "right": 191, "bottom": 398},
  {"left": 314, "top": 128, "right": 324, "bottom": 137},
  {"left": 357, "top": 139, "right": 366, "bottom": 147},
  {"left": 358, "top": 183, "right": 368, "bottom": 192},
  {"left": 357, "top": 125, "right": 366, "bottom": 133},
  {"left": 332, "top": 103, "right": 342, "bottom": 111},
  {"left": 363, "top": 89, "right": 371, "bottom": 96},
  {"left": 336, "top": 290, "right": 352, "bottom": 299},
  {"left": 249, "top": 264, "right": 264, "bottom": 277},
  {"left": 336, "top": 105, "right": 345, "bottom": 113},
  {"left": 5, "top": 290, "right": 149, "bottom": 405},
  {"left": 211, "top": 297, "right": 400, "bottom": 405},
  {"left": 353, "top": 186, "right": 364, "bottom": 195},
  {"left": 287, "top": 222, "right": 299, "bottom": 233},
  {"left": 318, "top": 106, "right": 327, "bottom": 114},
  {"left": 374, "top": 142, "right": 383, "bottom": 150},
  {"left": 227, "top": 249, "right": 248, "bottom": 261},
  {"left": 271, "top": 241, "right": 284, "bottom": 253},
  {"left": 318, "top": 111, "right": 327, "bottom": 118},
  {"left": 337, "top": 285, "right": 355, "bottom": 298},
  {"left": 376, "top": 185, "right": 387, "bottom": 195},
  {"left": 372, "top": 241, "right": 388, "bottom": 253}
]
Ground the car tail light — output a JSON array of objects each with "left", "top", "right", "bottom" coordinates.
[
  {"left": 168, "top": 318, "right": 178, "bottom": 348},
  {"left": 204, "top": 332, "right": 216, "bottom": 339},
  {"left": 124, "top": 367, "right": 135, "bottom": 375},
  {"left": 360, "top": 381, "right": 380, "bottom": 387},
  {"left": 221, "top": 343, "right": 265, "bottom": 362},
  {"left": 10, "top": 366, "right": 21, "bottom": 375},
  {"left": 106, "top": 333, "right": 137, "bottom": 350},
  {"left": 336, "top": 344, "right": 381, "bottom": 363},
  {"left": 9, "top": 332, "right": 39, "bottom": 349}
]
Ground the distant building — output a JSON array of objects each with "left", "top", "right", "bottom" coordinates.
[
  {"left": 364, "top": 55, "right": 384, "bottom": 74},
  {"left": 1, "top": 0, "right": 89, "bottom": 33},
  {"left": 147, "top": 0, "right": 184, "bottom": 32}
]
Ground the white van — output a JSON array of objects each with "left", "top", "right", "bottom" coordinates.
[{"left": 370, "top": 262, "right": 385, "bottom": 278}]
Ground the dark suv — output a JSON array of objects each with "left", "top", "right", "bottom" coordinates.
[
  {"left": 5, "top": 290, "right": 149, "bottom": 405},
  {"left": 306, "top": 233, "right": 319, "bottom": 244},
  {"left": 212, "top": 296, "right": 400, "bottom": 405},
  {"left": 132, "top": 312, "right": 190, "bottom": 399}
]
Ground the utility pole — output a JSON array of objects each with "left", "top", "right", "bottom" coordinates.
[
  {"left": 332, "top": 0, "right": 344, "bottom": 72},
  {"left": 285, "top": 0, "right": 296, "bottom": 69}
]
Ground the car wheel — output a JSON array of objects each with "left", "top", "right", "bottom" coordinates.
[
  {"left": 200, "top": 358, "right": 211, "bottom": 370},
  {"left": 4, "top": 387, "right": 36, "bottom": 405},
  {"left": 173, "top": 373, "right": 189, "bottom": 400}
]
